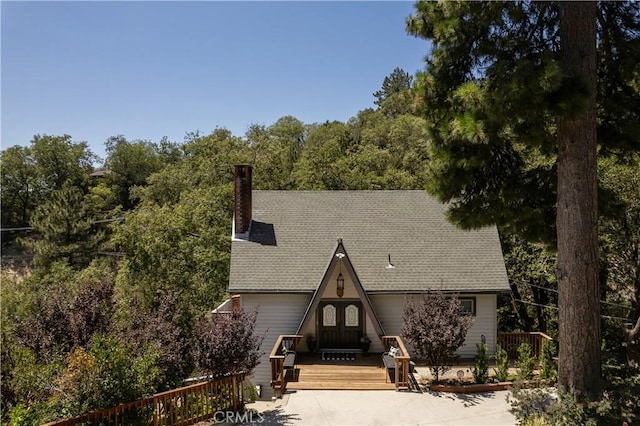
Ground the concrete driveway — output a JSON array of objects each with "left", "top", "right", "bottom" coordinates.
[{"left": 244, "top": 389, "right": 517, "bottom": 426}]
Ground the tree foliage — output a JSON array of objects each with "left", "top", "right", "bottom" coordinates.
[
  {"left": 500, "top": 233, "right": 557, "bottom": 334},
  {"left": 0, "top": 146, "right": 37, "bottom": 229},
  {"left": 407, "top": 0, "right": 639, "bottom": 398},
  {"left": 408, "top": 2, "right": 561, "bottom": 242},
  {"left": 192, "top": 308, "right": 265, "bottom": 378},
  {"left": 248, "top": 116, "right": 306, "bottom": 190},
  {"left": 103, "top": 136, "right": 167, "bottom": 210},
  {"left": 472, "top": 340, "right": 489, "bottom": 384},
  {"left": 30, "top": 134, "right": 95, "bottom": 196},
  {"left": 406, "top": 1, "right": 639, "bottom": 242},
  {"left": 373, "top": 67, "right": 415, "bottom": 118},
  {"left": 400, "top": 291, "right": 473, "bottom": 383},
  {"left": 12, "top": 262, "right": 114, "bottom": 364},
  {"left": 599, "top": 155, "right": 640, "bottom": 366},
  {"left": 292, "top": 121, "right": 352, "bottom": 190},
  {"left": 24, "top": 185, "right": 105, "bottom": 270},
  {"left": 1, "top": 16, "right": 638, "bottom": 416},
  {"left": 51, "top": 335, "right": 161, "bottom": 418},
  {"left": 0, "top": 135, "right": 95, "bottom": 236},
  {"left": 116, "top": 291, "right": 193, "bottom": 391},
  {"left": 112, "top": 185, "right": 232, "bottom": 318}
]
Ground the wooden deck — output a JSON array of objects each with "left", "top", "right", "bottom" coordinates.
[{"left": 284, "top": 352, "right": 396, "bottom": 391}]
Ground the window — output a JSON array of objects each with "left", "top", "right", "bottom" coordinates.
[
  {"left": 323, "top": 304, "right": 337, "bottom": 326},
  {"left": 459, "top": 298, "right": 476, "bottom": 316},
  {"left": 345, "top": 304, "right": 359, "bottom": 327}
]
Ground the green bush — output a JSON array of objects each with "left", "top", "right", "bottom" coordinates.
[
  {"left": 508, "top": 382, "right": 553, "bottom": 422},
  {"left": 539, "top": 341, "right": 557, "bottom": 380},
  {"left": 8, "top": 403, "right": 41, "bottom": 426},
  {"left": 494, "top": 345, "right": 509, "bottom": 382},
  {"left": 510, "top": 365, "right": 640, "bottom": 426},
  {"left": 50, "top": 334, "right": 159, "bottom": 418},
  {"left": 472, "top": 341, "right": 489, "bottom": 384},
  {"left": 600, "top": 364, "right": 640, "bottom": 424},
  {"left": 509, "top": 384, "right": 594, "bottom": 426},
  {"left": 516, "top": 342, "right": 535, "bottom": 380},
  {"left": 519, "top": 415, "right": 552, "bottom": 426}
]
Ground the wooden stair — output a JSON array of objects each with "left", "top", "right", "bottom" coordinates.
[{"left": 286, "top": 354, "right": 395, "bottom": 391}]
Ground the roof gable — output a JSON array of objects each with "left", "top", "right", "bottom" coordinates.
[{"left": 296, "top": 239, "right": 385, "bottom": 336}]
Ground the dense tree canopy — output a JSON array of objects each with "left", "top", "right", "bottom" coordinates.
[
  {"left": 1, "top": 20, "right": 638, "bottom": 420},
  {"left": 0, "top": 135, "right": 95, "bottom": 233},
  {"left": 103, "top": 136, "right": 167, "bottom": 210},
  {"left": 407, "top": 0, "right": 639, "bottom": 398},
  {"left": 407, "top": 1, "right": 639, "bottom": 241},
  {"left": 248, "top": 116, "right": 306, "bottom": 190}
]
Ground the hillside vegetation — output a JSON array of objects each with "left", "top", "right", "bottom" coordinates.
[{"left": 2, "top": 3, "right": 640, "bottom": 421}]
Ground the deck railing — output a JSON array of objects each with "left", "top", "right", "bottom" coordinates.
[
  {"left": 269, "top": 335, "right": 303, "bottom": 397},
  {"left": 497, "top": 332, "right": 553, "bottom": 359},
  {"left": 42, "top": 373, "right": 245, "bottom": 426},
  {"left": 381, "top": 336, "right": 411, "bottom": 390}
]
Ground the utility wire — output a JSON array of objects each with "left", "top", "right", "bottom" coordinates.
[
  {"left": 93, "top": 217, "right": 126, "bottom": 224},
  {"left": 519, "top": 281, "right": 633, "bottom": 310},
  {"left": 96, "top": 251, "right": 126, "bottom": 257},
  {"left": 0, "top": 226, "right": 33, "bottom": 232},
  {"left": 1, "top": 216, "right": 125, "bottom": 232},
  {"left": 513, "top": 298, "right": 633, "bottom": 322}
]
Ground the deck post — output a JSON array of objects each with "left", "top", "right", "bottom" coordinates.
[
  {"left": 232, "top": 375, "right": 238, "bottom": 411},
  {"left": 269, "top": 335, "right": 303, "bottom": 397},
  {"left": 153, "top": 395, "right": 159, "bottom": 426},
  {"left": 381, "top": 335, "right": 411, "bottom": 390}
]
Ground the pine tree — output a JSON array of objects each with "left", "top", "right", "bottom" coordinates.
[{"left": 407, "top": 1, "right": 640, "bottom": 397}]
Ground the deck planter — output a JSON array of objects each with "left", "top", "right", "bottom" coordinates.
[{"left": 429, "top": 382, "right": 512, "bottom": 393}]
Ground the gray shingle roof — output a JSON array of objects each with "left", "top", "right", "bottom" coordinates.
[{"left": 229, "top": 191, "right": 509, "bottom": 293}]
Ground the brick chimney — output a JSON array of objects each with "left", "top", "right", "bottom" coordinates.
[
  {"left": 234, "top": 165, "right": 252, "bottom": 236},
  {"left": 231, "top": 294, "right": 241, "bottom": 311}
]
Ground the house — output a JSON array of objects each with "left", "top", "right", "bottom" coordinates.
[{"left": 227, "top": 165, "right": 510, "bottom": 397}]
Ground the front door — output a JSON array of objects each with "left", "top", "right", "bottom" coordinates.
[{"left": 318, "top": 301, "right": 363, "bottom": 349}]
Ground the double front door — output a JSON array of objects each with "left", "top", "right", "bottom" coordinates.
[{"left": 318, "top": 300, "right": 363, "bottom": 349}]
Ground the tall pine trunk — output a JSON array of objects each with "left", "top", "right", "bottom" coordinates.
[{"left": 557, "top": 2, "right": 600, "bottom": 397}]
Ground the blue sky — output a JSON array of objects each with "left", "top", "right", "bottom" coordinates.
[{"left": 2, "top": 1, "right": 430, "bottom": 161}]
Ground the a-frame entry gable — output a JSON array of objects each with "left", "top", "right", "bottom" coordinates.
[{"left": 296, "top": 239, "right": 385, "bottom": 338}]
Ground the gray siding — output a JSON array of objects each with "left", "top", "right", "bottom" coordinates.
[
  {"left": 242, "top": 292, "right": 497, "bottom": 398},
  {"left": 370, "top": 294, "right": 497, "bottom": 358},
  {"left": 241, "top": 293, "right": 311, "bottom": 399},
  {"left": 460, "top": 294, "right": 497, "bottom": 357}
]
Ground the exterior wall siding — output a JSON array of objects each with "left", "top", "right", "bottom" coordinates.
[
  {"left": 241, "top": 292, "right": 497, "bottom": 398},
  {"left": 369, "top": 294, "right": 497, "bottom": 358},
  {"left": 240, "top": 293, "right": 312, "bottom": 399}
]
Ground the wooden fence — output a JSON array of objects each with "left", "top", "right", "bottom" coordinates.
[
  {"left": 497, "top": 332, "right": 553, "bottom": 359},
  {"left": 42, "top": 373, "right": 246, "bottom": 426}
]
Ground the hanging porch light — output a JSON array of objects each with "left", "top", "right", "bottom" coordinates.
[
  {"left": 336, "top": 252, "right": 345, "bottom": 298},
  {"left": 336, "top": 271, "right": 344, "bottom": 298}
]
